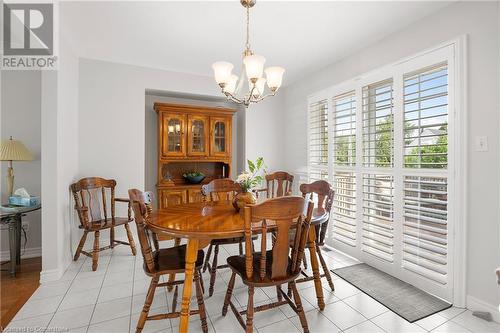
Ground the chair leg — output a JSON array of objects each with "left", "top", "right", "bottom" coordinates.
[
  {"left": 316, "top": 243, "right": 334, "bottom": 291},
  {"left": 195, "top": 270, "right": 209, "bottom": 333},
  {"left": 276, "top": 285, "right": 283, "bottom": 302},
  {"left": 209, "top": 244, "right": 219, "bottom": 297},
  {"left": 246, "top": 286, "right": 254, "bottom": 333},
  {"left": 222, "top": 272, "right": 236, "bottom": 316},
  {"left": 239, "top": 241, "right": 243, "bottom": 255},
  {"left": 199, "top": 269, "right": 205, "bottom": 294},
  {"left": 290, "top": 282, "right": 310, "bottom": 333},
  {"left": 92, "top": 231, "right": 100, "bottom": 271},
  {"left": 203, "top": 244, "right": 213, "bottom": 273},
  {"left": 171, "top": 285, "right": 179, "bottom": 313},
  {"left": 124, "top": 223, "right": 137, "bottom": 256},
  {"left": 136, "top": 276, "right": 159, "bottom": 333},
  {"left": 167, "top": 238, "right": 182, "bottom": 292},
  {"left": 302, "top": 252, "right": 308, "bottom": 270},
  {"left": 110, "top": 226, "right": 115, "bottom": 248},
  {"left": 74, "top": 231, "right": 88, "bottom": 261}
]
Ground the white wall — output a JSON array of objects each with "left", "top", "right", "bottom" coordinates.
[
  {"left": 283, "top": 1, "right": 499, "bottom": 313},
  {"left": 245, "top": 93, "right": 286, "bottom": 174},
  {"left": 0, "top": 71, "right": 42, "bottom": 258},
  {"left": 40, "top": 24, "right": 80, "bottom": 282}
]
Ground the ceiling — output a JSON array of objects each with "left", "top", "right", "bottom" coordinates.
[{"left": 61, "top": 1, "right": 454, "bottom": 85}]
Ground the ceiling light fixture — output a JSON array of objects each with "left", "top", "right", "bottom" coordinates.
[{"left": 212, "top": 0, "right": 284, "bottom": 107}]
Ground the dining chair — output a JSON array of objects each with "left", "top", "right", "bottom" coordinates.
[
  {"left": 128, "top": 189, "right": 208, "bottom": 333},
  {"left": 200, "top": 178, "right": 245, "bottom": 296},
  {"left": 255, "top": 171, "right": 294, "bottom": 199},
  {"left": 294, "top": 180, "right": 335, "bottom": 293},
  {"left": 222, "top": 196, "right": 314, "bottom": 333},
  {"left": 71, "top": 177, "right": 136, "bottom": 271}
]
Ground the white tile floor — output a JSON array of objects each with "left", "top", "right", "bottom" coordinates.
[{"left": 5, "top": 242, "right": 500, "bottom": 333}]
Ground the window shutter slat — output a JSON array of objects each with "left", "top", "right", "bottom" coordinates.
[
  {"left": 362, "top": 174, "right": 394, "bottom": 262},
  {"left": 332, "top": 172, "right": 356, "bottom": 247},
  {"left": 333, "top": 92, "right": 356, "bottom": 166},
  {"left": 402, "top": 176, "right": 448, "bottom": 284},
  {"left": 404, "top": 63, "right": 448, "bottom": 169}
]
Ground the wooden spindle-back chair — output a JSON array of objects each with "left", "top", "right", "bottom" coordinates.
[
  {"left": 294, "top": 180, "right": 336, "bottom": 295},
  {"left": 255, "top": 171, "right": 294, "bottom": 199},
  {"left": 71, "top": 177, "right": 136, "bottom": 271},
  {"left": 222, "top": 196, "right": 314, "bottom": 333},
  {"left": 128, "top": 189, "right": 208, "bottom": 333},
  {"left": 200, "top": 178, "right": 244, "bottom": 296}
]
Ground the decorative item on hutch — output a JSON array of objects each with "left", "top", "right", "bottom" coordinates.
[
  {"left": 155, "top": 103, "right": 236, "bottom": 209},
  {"left": 233, "top": 157, "right": 266, "bottom": 212},
  {"left": 212, "top": 0, "right": 285, "bottom": 107}
]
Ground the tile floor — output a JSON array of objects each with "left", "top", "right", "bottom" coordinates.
[{"left": 5, "top": 242, "right": 500, "bottom": 333}]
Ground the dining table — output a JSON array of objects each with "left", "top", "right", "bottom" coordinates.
[{"left": 148, "top": 199, "right": 328, "bottom": 333}]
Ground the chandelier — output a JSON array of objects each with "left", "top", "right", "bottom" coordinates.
[{"left": 212, "top": 0, "right": 285, "bottom": 107}]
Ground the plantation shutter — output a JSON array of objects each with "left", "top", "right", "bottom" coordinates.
[
  {"left": 363, "top": 79, "right": 394, "bottom": 167},
  {"left": 332, "top": 172, "right": 357, "bottom": 246},
  {"left": 333, "top": 92, "right": 356, "bottom": 166},
  {"left": 402, "top": 176, "right": 448, "bottom": 284},
  {"left": 403, "top": 63, "right": 448, "bottom": 169},
  {"left": 362, "top": 174, "right": 394, "bottom": 262},
  {"left": 308, "top": 100, "right": 328, "bottom": 181}
]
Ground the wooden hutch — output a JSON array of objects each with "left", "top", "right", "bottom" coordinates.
[{"left": 154, "top": 103, "right": 236, "bottom": 209}]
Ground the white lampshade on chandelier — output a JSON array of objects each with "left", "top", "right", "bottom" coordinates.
[{"left": 212, "top": 0, "right": 285, "bottom": 107}]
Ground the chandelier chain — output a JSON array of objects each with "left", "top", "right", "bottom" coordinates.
[{"left": 245, "top": 5, "right": 250, "bottom": 52}]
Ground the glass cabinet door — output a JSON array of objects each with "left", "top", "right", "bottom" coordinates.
[
  {"left": 187, "top": 115, "right": 208, "bottom": 156},
  {"left": 161, "top": 113, "right": 186, "bottom": 158},
  {"left": 210, "top": 116, "right": 231, "bottom": 157}
]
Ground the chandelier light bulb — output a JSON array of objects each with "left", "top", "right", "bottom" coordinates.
[
  {"left": 265, "top": 66, "right": 285, "bottom": 91},
  {"left": 212, "top": 61, "right": 234, "bottom": 85},
  {"left": 243, "top": 54, "right": 266, "bottom": 81},
  {"left": 224, "top": 74, "right": 239, "bottom": 95}
]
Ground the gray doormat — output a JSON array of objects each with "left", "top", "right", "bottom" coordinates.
[{"left": 332, "top": 263, "right": 451, "bottom": 323}]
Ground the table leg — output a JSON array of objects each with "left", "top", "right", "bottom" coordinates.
[
  {"left": 307, "top": 227, "right": 325, "bottom": 310},
  {"left": 16, "top": 215, "right": 22, "bottom": 265},
  {"left": 8, "top": 220, "right": 17, "bottom": 277},
  {"left": 179, "top": 238, "right": 199, "bottom": 333}
]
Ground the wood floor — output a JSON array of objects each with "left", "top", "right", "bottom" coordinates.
[{"left": 0, "top": 257, "right": 41, "bottom": 328}]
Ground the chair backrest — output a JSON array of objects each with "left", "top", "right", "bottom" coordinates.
[
  {"left": 243, "top": 196, "right": 313, "bottom": 281},
  {"left": 71, "top": 177, "right": 117, "bottom": 228},
  {"left": 201, "top": 178, "right": 240, "bottom": 201},
  {"left": 299, "top": 180, "right": 334, "bottom": 245},
  {"left": 265, "top": 171, "right": 294, "bottom": 198},
  {"left": 129, "top": 189, "right": 156, "bottom": 273},
  {"left": 299, "top": 180, "right": 334, "bottom": 216}
]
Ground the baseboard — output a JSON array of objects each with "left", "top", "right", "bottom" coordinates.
[
  {"left": 466, "top": 295, "right": 500, "bottom": 323},
  {"left": 0, "top": 246, "right": 41, "bottom": 261},
  {"left": 39, "top": 266, "right": 64, "bottom": 283}
]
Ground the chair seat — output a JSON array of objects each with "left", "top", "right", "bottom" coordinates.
[
  {"left": 227, "top": 251, "right": 299, "bottom": 286},
  {"left": 144, "top": 245, "right": 204, "bottom": 275},
  {"left": 82, "top": 217, "right": 133, "bottom": 230},
  {"left": 211, "top": 234, "right": 258, "bottom": 245}
]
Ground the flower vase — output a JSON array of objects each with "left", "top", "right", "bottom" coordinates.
[{"left": 232, "top": 191, "right": 256, "bottom": 212}]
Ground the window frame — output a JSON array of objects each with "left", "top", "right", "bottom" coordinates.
[{"left": 306, "top": 37, "right": 467, "bottom": 306}]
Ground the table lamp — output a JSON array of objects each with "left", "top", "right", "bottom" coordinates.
[{"left": 0, "top": 137, "right": 34, "bottom": 197}]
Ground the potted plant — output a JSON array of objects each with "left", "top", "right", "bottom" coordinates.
[{"left": 233, "top": 157, "right": 266, "bottom": 212}]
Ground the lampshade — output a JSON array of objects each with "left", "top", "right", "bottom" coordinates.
[
  {"left": 0, "top": 138, "right": 34, "bottom": 161},
  {"left": 265, "top": 66, "right": 285, "bottom": 90},
  {"left": 212, "top": 61, "right": 234, "bottom": 85},
  {"left": 223, "top": 74, "right": 239, "bottom": 95},
  {"left": 243, "top": 54, "right": 266, "bottom": 80}
]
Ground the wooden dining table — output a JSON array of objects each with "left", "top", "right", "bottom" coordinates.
[{"left": 148, "top": 200, "right": 327, "bottom": 333}]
